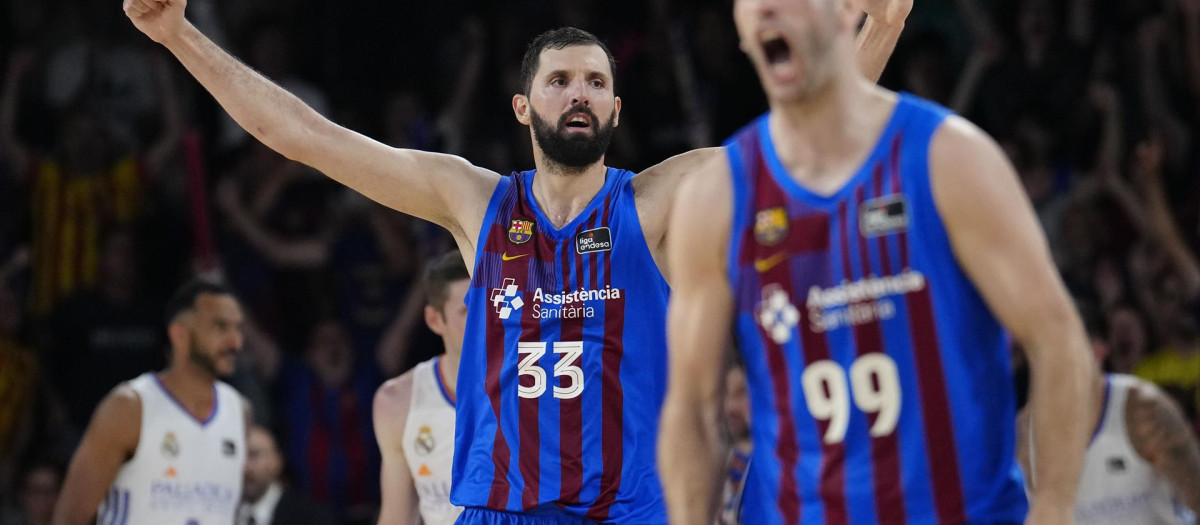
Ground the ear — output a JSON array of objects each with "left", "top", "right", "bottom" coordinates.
[
  {"left": 613, "top": 96, "right": 622, "bottom": 128},
  {"left": 513, "top": 94, "right": 532, "bottom": 126},
  {"left": 167, "top": 320, "right": 189, "bottom": 356},
  {"left": 425, "top": 305, "right": 446, "bottom": 336}
]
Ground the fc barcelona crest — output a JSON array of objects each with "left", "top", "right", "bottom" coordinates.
[
  {"left": 509, "top": 219, "right": 535, "bottom": 244},
  {"left": 754, "top": 207, "right": 789, "bottom": 246}
]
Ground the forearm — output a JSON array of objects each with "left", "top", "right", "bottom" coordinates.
[
  {"left": 159, "top": 23, "right": 322, "bottom": 162},
  {"left": 146, "top": 55, "right": 184, "bottom": 174},
  {"left": 659, "top": 391, "right": 727, "bottom": 524},
  {"left": 1025, "top": 327, "right": 1096, "bottom": 507},
  {"left": 1142, "top": 176, "right": 1200, "bottom": 295},
  {"left": 855, "top": 16, "right": 905, "bottom": 83}
]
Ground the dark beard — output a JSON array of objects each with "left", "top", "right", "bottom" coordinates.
[
  {"left": 531, "top": 105, "right": 615, "bottom": 172},
  {"left": 188, "top": 338, "right": 227, "bottom": 379}
]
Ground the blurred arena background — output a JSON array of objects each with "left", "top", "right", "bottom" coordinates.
[{"left": 2, "top": 0, "right": 1200, "bottom": 523}]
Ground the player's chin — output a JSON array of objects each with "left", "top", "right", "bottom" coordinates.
[{"left": 215, "top": 356, "right": 238, "bottom": 378}]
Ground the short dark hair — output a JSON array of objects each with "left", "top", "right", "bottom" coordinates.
[
  {"left": 164, "top": 278, "right": 234, "bottom": 324},
  {"left": 519, "top": 27, "right": 616, "bottom": 95},
  {"left": 423, "top": 251, "right": 470, "bottom": 309}
]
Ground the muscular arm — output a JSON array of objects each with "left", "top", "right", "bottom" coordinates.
[
  {"left": 124, "top": 1, "right": 496, "bottom": 249},
  {"left": 658, "top": 154, "right": 735, "bottom": 524},
  {"left": 52, "top": 386, "right": 141, "bottom": 525},
  {"left": 374, "top": 374, "right": 421, "bottom": 525},
  {"left": 1127, "top": 381, "right": 1200, "bottom": 514},
  {"left": 929, "top": 117, "right": 1097, "bottom": 519}
]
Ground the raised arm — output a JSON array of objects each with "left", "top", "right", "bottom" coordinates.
[
  {"left": 374, "top": 374, "right": 422, "bottom": 525},
  {"left": 144, "top": 51, "right": 183, "bottom": 176},
  {"left": 856, "top": 0, "right": 913, "bottom": 82},
  {"left": 1127, "top": 380, "right": 1200, "bottom": 515},
  {"left": 659, "top": 154, "right": 736, "bottom": 524},
  {"left": 52, "top": 386, "right": 141, "bottom": 525},
  {"left": 929, "top": 117, "right": 1097, "bottom": 523},
  {"left": 123, "top": 0, "right": 498, "bottom": 246}
]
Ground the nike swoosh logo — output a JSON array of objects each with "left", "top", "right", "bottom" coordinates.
[
  {"left": 501, "top": 252, "right": 530, "bottom": 261},
  {"left": 754, "top": 252, "right": 788, "bottom": 273}
]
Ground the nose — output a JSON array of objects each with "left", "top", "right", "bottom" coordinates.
[{"left": 568, "top": 79, "right": 590, "bottom": 108}]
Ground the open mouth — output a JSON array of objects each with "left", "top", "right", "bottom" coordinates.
[
  {"left": 564, "top": 112, "right": 593, "bottom": 129},
  {"left": 762, "top": 35, "right": 792, "bottom": 66}
]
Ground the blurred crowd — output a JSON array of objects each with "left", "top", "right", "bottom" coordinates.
[{"left": 1, "top": 0, "right": 1199, "bottom": 522}]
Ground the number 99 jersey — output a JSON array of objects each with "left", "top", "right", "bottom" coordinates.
[
  {"left": 724, "top": 95, "right": 1027, "bottom": 525},
  {"left": 452, "top": 168, "right": 670, "bottom": 524}
]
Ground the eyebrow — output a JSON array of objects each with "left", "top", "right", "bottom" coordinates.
[{"left": 544, "top": 69, "right": 611, "bottom": 81}]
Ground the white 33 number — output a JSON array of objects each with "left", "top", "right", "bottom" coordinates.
[
  {"left": 801, "top": 353, "right": 901, "bottom": 444},
  {"left": 518, "top": 341, "right": 584, "bottom": 400}
]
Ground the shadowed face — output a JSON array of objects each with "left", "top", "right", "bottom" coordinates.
[
  {"left": 173, "top": 293, "right": 245, "bottom": 379},
  {"left": 242, "top": 426, "right": 283, "bottom": 503},
  {"left": 426, "top": 279, "right": 470, "bottom": 359}
]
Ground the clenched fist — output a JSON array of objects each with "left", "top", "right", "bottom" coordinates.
[{"left": 123, "top": 0, "right": 188, "bottom": 44}]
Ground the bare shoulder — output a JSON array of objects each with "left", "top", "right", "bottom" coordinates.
[
  {"left": 374, "top": 371, "right": 417, "bottom": 435},
  {"left": 633, "top": 147, "right": 724, "bottom": 196},
  {"left": 927, "top": 114, "right": 1027, "bottom": 225},
  {"left": 928, "top": 115, "right": 1010, "bottom": 180},
  {"left": 669, "top": 151, "right": 735, "bottom": 256},
  {"left": 634, "top": 148, "right": 725, "bottom": 248},
  {"left": 87, "top": 383, "right": 143, "bottom": 451}
]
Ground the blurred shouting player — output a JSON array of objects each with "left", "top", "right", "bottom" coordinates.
[{"left": 659, "top": 0, "right": 1097, "bottom": 524}]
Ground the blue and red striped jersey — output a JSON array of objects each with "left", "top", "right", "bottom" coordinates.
[
  {"left": 451, "top": 168, "right": 670, "bottom": 523},
  {"left": 724, "top": 94, "right": 1027, "bottom": 525}
]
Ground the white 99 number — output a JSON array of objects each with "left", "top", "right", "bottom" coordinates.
[
  {"left": 801, "top": 354, "right": 901, "bottom": 444},
  {"left": 517, "top": 341, "right": 584, "bottom": 400}
]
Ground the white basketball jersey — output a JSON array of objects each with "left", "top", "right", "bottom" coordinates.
[
  {"left": 400, "top": 357, "right": 462, "bottom": 525},
  {"left": 97, "top": 373, "right": 246, "bottom": 525},
  {"left": 1075, "top": 374, "right": 1195, "bottom": 525}
]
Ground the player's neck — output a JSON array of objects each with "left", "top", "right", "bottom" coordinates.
[
  {"left": 156, "top": 365, "right": 217, "bottom": 419},
  {"left": 439, "top": 350, "right": 460, "bottom": 400},
  {"left": 530, "top": 157, "right": 608, "bottom": 229},
  {"left": 768, "top": 75, "right": 892, "bottom": 192}
]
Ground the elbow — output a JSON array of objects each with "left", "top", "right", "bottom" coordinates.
[{"left": 258, "top": 108, "right": 326, "bottom": 165}]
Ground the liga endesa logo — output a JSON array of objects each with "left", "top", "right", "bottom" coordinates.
[{"left": 490, "top": 278, "right": 623, "bottom": 320}]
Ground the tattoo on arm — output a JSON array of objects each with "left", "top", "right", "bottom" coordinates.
[{"left": 1128, "top": 384, "right": 1200, "bottom": 514}]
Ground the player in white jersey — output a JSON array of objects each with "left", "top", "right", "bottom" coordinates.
[
  {"left": 374, "top": 251, "right": 468, "bottom": 525},
  {"left": 1020, "top": 348, "right": 1200, "bottom": 525},
  {"left": 53, "top": 279, "right": 252, "bottom": 525}
]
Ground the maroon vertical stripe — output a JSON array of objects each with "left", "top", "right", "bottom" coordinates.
[
  {"left": 518, "top": 252, "right": 542, "bottom": 510},
  {"left": 484, "top": 215, "right": 518, "bottom": 508},
  {"left": 511, "top": 180, "right": 552, "bottom": 510},
  {"left": 588, "top": 196, "right": 625, "bottom": 520},
  {"left": 751, "top": 157, "right": 805, "bottom": 525},
  {"left": 559, "top": 229, "right": 585, "bottom": 505},
  {"left": 806, "top": 205, "right": 846, "bottom": 525},
  {"left": 848, "top": 187, "right": 908, "bottom": 525},
  {"left": 890, "top": 136, "right": 967, "bottom": 524}
]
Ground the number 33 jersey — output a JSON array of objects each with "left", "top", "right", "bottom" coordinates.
[
  {"left": 724, "top": 95, "right": 1027, "bottom": 525},
  {"left": 453, "top": 168, "right": 670, "bottom": 524}
]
